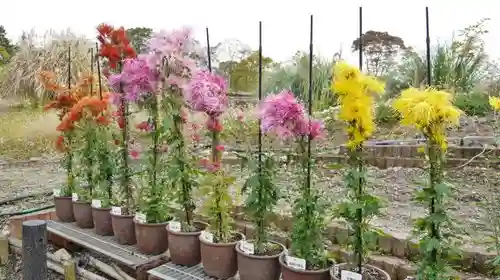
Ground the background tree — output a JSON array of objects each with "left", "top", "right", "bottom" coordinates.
[
  {"left": 0, "top": 25, "right": 15, "bottom": 64},
  {"left": 126, "top": 27, "right": 153, "bottom": 53},
  {"left": 226, "top": 51, "right": 274, "bottom": 92},
  {"left": 352, "top": 30, "right": 406, "bottom": 77}
]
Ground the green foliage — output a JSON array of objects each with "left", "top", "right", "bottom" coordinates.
[
  {"left": 0, "top": 25, "right": 15, "bottom": 63},
  {"left": 290, "top": 139, "right": 328, "bottom": 269},
  {"left": 335, "top": 147, "right": 384, "bottom": 273},
  {"left": 453, "top": 91, "right": 491, "bottom": 116},
  {"left": 222, "top": 51, "right": 274, "bottom": 92},
  {"left": 162, "top": 89, "right": 200, "bottom": 230},
  {"left": 386, "top": 18, "right": 490, "bottom": 98},
  {"left": 264, "top": 52, "right": 339, "bottom": 111},
  {"left": 413, "top": 144, "right": 460, "bottom": 280},
  {"left": 375, "top": 102, "right": 401, "bottom": 125},
  {"left": 137, "top": 93, "right": 171, "bottom": 224},
  {"left": 200, "top": 168, "right": 236, "bottom": 243},
  {"left": 91, "top": 126, "right": 116, "bottom": 208},
  {"left": 239, "top": 152, "right": 279, "bottom": 254},
  {"left": 126, "top": 27, "right": 153, "bottom": 53}
]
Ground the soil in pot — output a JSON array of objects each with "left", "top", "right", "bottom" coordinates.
[
  {"left": 54, "top": 196, "right": 75, "bottom": 222},
  {"left": 92, "top": 207, "right": 113, "bottom": 236},
  {"left": 111, "top": 212, "right": 136, "bottom": 245},
  {"left": 166, "top": 221, "right": 208, "bottom": 266},
  {"left": 73, "top": 201, "right": 94, "bottom": 229},
  {"left": 134, "top": 220, "right": 169, "bottom": 255},
  {"left": 330, "top": 263, "right": 391, "bottom": 280},
  {"left": 236, "top": 240, "right": 285, "bottom": 280},
  {"left": 200, "top": 232, "right": 245, "bottom": 279},
  {"left": 279, "top": 253, "right": 331, "bottom": 280}
]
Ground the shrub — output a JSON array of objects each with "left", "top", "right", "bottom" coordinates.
[
  {"left": 375, "top": 102, "right": 401, "bottom": 125},
  {"left": 453, "top": 91, "right": 491, "bottom": 116}
]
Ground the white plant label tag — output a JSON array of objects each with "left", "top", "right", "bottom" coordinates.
[
  {"left": 240, "top": 241, "right": 254, "bottom": 255},
  {"left": 53, "top": 189, "right": 61, "bottom": 197},
  {"left": 111, "top": 206, "right": 122, "bottom": 215},
  {"left": 71, "top": 193, "right": 78, "bottom": 202},
  {"left": 201, "top": 231, "right": 213, "bottom": 243},
  {"left": 169, "top": 221, "right": 181, "bottom": 232},
  {"left": 286, "top": 256, "right": 306, "bottom": 270},
  {"left": 91, "top": 199, "right": 101, "bottom": 208},
  {"left": 135, "top": 212, "right": 147, "bottom": 223},
  {"left": 341, "top": 270, "right": 362, "bottom": 280}
]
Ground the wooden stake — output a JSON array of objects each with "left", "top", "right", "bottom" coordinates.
[
  {"left": 0, "top": 235, "right": 8, "bottom": 265},
  {"left": 63, "top": 260, "right": 77, "bottom": 280}
]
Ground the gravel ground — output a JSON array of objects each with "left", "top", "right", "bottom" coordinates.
[{"left": 0, "top": 157, "right": 496, "bottom": 250}]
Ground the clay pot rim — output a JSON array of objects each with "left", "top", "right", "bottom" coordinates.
[
  {"left": 91, "top": 206, "right": 112, "bottom": 211},
  {"left": 73, "top": 200, "right": 91, "bottom": 205},
  {"left": 166, "top": 221, "right": 209, "bottom": 236},
  {"left": 133, "top": 219, "right": 171, "bottom": 227},
  {"left": 54, "top": 196, "right": 72, "bottom": 199},
  {"left": 110, "top": 212, "right": 135, "bottom": 218},
  {"left": 278, "top": 253, "right": 330, "bottom": 274},
  {"left": 235, "top": 239, "right": 285, "bottom": 259},
  {"left": 329, "top": 263, "right": 391, "bottom": 280},
  {"left": 199, "top": 232, "right": 245, "bottom": 247}
]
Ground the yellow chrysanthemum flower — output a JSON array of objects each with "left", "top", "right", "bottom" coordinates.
[
  {"left": 392, "top": 87, "right": 461, "bottom": 150},
  {"left": 489, "top": 96, "right": 500, "bottom": 111},
  {"left": 331, "top": 61, "right": 385, "bottom": 149}
]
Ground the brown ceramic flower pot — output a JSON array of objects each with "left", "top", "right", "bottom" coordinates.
[
  {"left": 91, "top": 207, "right": 113, "bottom": 236},
  {"left": 236, "top": 240, "right": 285, "bottom": 280},
  {"left": 54, "top": 196, "right": 75, "bottom": 222},
  {"left": 166, "top": 221, "right": 208, "bottom": 266},
  {"left": 73, "top": 201, "right": 94, "bottom": 229},
  {"left": 279, "top": 253, "right": 330, "bottom": 280},
  {"left": 111, "top": 213, "right": 136, "bottom": 245},
  {"left": 330, "top": 263, "right": 391, "bottom": 280},
  {"left": 134, "top": 220, "right": 169, "bottom": 255},
  {"left": 200, "top": 232, "right": 245, "bottom": 279}
]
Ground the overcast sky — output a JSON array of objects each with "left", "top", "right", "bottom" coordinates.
[{"left": 3, "top": 0, "right": 499, "bottom": 64}]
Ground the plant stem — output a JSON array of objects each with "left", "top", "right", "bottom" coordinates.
[
  {"left": 66, "top": 132, "right": 74, "bottom": 194},
  {"left": 428, "top": 142, "right": 442, "bottom": 265},
  {"left": 354, "top": 146, "right": 363, "bottom": 274},
  {"left": 120, "top": 94, "right": 132, "bottom": 214},
  {"left": 211, "top": 116, "right": 223, "bottom": 241}
]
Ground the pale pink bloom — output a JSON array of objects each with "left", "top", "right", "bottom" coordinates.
[{"left": 185, "top": 70, "right": 228, "bottom": 116}]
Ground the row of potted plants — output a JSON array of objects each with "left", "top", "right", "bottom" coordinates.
[{"left": 42, "top": 23, "right": 462, "bottom": 280}]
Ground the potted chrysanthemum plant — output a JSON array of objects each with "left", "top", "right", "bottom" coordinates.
[
  {"left": 330, "top": 61, "right": 390, "bottom": 280},
  {"left": 257, "top": 90, "right": 329, "bottom": 280},
  {"left": 96, "top": 23, "right": 138, "bottom": 245},
  {"left": 38, "top": 71, "right": 78, "bottom": 223},
  {"left": 393, "top": 88, "right": 462, "bottom": 280},
  {"left": 143, "top": 28, "right": 209, "bottom": 266},
  {"left": 185, "top": 69, "right": 245, "bottom": 278}
]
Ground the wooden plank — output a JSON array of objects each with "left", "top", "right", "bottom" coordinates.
[{"left": 0, "top": 235, "right": 8, "bottom": 265}]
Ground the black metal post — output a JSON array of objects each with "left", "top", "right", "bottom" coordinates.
[
  {"left": 425, "top": 7, "right": 432, "bottom": 86},
  {"left": 306, "top": 15, "right": 313, "bottom": 188},
  {"left": 95, "top": 43, "right": 103, "bottom": 100},
  {"left": 258, "top": 21, "right": 263, "bottom": 174},
  {"left": 90, "top": 47, "right": 94, "bottom": 96},
  {"left": 22, "top": 220, "right": 47, "bottom": 280},
  {"left": 358, "top": 7, "right": 363, "bottom": 70},
  {"left": 206, "top": 28, "right": 212, "bottom": 72}
]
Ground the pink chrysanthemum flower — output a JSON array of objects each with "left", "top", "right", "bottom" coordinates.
[
  {"left": 109, "top": 58, "right": 159, "bottom": 102},
  {"left": 258, "top": 90, "right": 323, "bottom": 139},
  {"left": 184, "top": 70, "right": 228, "bottom": 116}
]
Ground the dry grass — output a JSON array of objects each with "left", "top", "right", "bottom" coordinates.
[
  {"left": 0, "top": 29, "right": 94, "bottom": 104},
  {"left": 0, "top": 109, "right": 60, "bottom": 159}
]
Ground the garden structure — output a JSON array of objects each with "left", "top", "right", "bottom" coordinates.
[{"left": 1, "top": 6, "right": 500, "bottom": 280}]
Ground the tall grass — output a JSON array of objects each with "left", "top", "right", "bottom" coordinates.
[{"left": 263, "top": 51, "right": 342, "bottom": 111}]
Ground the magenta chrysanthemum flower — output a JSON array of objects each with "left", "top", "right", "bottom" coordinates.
[
  {"left": 258, "top": 90, "right": 323, "bottom": 139},
  {"left": 109, "top": 58, "right": 159, "bottom": 102},
  {"left": 184, "top": 70, "right": 228, "bottom": 116}
]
